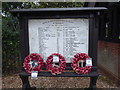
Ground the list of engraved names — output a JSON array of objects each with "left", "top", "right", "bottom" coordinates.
[{"left": 29, "top": 19, "right": 89, "bottom": 63}]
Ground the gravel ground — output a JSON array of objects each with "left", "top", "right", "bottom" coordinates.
[{"left": 2, "top": 71, "right": 119, "bottom": 89}]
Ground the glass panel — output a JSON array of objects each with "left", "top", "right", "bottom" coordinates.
[{"left": 29, "top": 19, "right": 89, "bottom": 63}]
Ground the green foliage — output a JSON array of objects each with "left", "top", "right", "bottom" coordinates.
[
  {"left": 2, "top": 2, "right": 83, "bottom": 75},
  {"left": 2, "top": 2, "right": 23, "bottom": 75},
  {"left": 2, "top": 15, "right": 20, "bottom": 75},
  {"left": 21, "top": 2, "right": 83, "bottom": 8}
]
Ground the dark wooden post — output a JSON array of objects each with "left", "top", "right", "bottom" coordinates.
[
  {"left": 19, "top": 75, "right": 31, "bottom": 89},
  {"left": 89, "top": 76, "right": 99, "bottom": 89}
]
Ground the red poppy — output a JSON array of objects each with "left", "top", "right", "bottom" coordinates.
[
  {"left": 46, "top": 53, "right": 66, "bottom": 75},
  {"left": 71, "top": 53, "right": 92, "bottom": 74},
  {"left": 23, "top": 53, "right": 44, "bottom": 73}
]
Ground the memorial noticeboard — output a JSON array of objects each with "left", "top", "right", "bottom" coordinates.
[
  {"left": 29, "top": 19, "right": 89, "bottom": 63},
  {"left": 10, "top": 7, "right": 106, "bottom": 69},
  {"left": 10, "top": 8, "right": 107, "bottom": 89}
]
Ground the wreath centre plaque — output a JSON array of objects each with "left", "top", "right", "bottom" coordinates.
[{"left": 29, "top": 19, "right": 89, "bottom": 63}]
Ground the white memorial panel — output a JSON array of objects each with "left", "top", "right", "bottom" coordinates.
[{"left": 29, "top": 19, "right": 89, "bottom": 63}]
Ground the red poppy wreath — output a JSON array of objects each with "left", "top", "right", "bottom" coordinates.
[
  {"left": 71, "top": 53, "right": 92, "bottom": 74},
  {"left": 23, "top": 53, "right": 44, "bottom": 73},
  {"left": 46, "top": 53, "right": 66, "bottom": 75}
]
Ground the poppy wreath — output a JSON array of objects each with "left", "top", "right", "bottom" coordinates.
[
  {"left": 23, "top": 53, "right": 44, "bottom": 73},
  {"left": 71, "top": 53, "right": 92, "bottom": 74},
  {"left": 46, "top": 53, "right": 66, "bottom": 75}
]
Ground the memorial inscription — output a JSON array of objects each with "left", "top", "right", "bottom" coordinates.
[{"left": 29, "top": 19, "right": 89, "bottom": 63}]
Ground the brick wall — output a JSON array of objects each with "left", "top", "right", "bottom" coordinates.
[{"left": 98, "top": 40, "right": 120, "bottom": 85}]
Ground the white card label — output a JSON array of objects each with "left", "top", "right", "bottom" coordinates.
[
  {"left": 86, "top": 58, "right": 92, "bottom": 66},
  {"left": 31, "top": 71, "right": 38, "bottom": 78},
  {"left": 53, "top": 55, "right": 59, "bottom": 63}
]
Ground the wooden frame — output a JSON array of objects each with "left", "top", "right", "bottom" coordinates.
[{"left": 10, "top": 7, "right": 106, "bottom": 89}]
